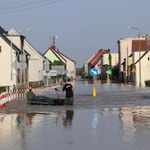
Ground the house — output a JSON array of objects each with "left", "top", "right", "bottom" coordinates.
[
  {"left": 117, "top": 38, "right": 133, "bottom": 82},
  {"left": 8, "top": 28, "right": 48, "bottom": 88},
  {"left": 102, "top": 53, "right": 119, "bottom": 81},
  {"left": 118, "top": 37, "right": 150, "bottom": 86},
  {"left": 0, "top": 26, "right": 30, "bottom": 91},
  {"left": 86, "top": 49, "right": 109, "bottom": 78},
  {"left": 84, "top": 54, "right": 95, "bottom": 78},
  {"left": 103, "top": 53, "right": 118, "bottom": 66},
  {"left": 131, "top": 39, "right": 150, "bottom": 86},
  {"left": 44, "top": 45, "right": 76, "bottom": 81}
]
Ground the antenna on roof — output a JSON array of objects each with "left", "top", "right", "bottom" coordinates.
[
  {"left": 50, "top": 35, "right": 58, "bottom": 46},
  {"left": 50, "top": 35, "right": 58, "bottom": 51}
]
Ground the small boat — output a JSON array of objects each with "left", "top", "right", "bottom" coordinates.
[
  {"left": 28, "top": 88, "right": 73, "bottom": 105},
  {"left": 28, "top": 95, "right": 73, "bottom": 105}
]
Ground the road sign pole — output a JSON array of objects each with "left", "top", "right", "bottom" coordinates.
[{"left": 90, "top": 68, "right": 98, "bottom": 97}]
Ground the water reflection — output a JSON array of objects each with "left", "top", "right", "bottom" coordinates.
[
  {"left": 119, "top": 106, "right": 150, "bottom": 146},
  {"left": 15, "top": 110, "right": 74, "bottom": 128},
  {"left": 16, "top": 113, "right": 36, "bottom": 126},
  {"left": 1, "top": 106, "right": 150, "bottom": 150},
  {"left": 91, "top": 113, "right": 98, "bottom": 129},
  {"left": 61, "top": 110, "right": 74, "bottom": 127}
]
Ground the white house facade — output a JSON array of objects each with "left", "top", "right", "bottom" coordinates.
[
  {"left": 118, "top": 38, "right": 133, "bottom": 74},
  {"left": 0, "top": 26, "right": 30, "bottom": 91},
  {"left": 118, "top": 37, "right": 150, "bottom": 86},
  {"left": 44, "top": 45, "right": 76, "bottom": 81},
  {"left": 55, "top": 51, "right": 76, "bottom": 80},
  {"left": 0, "top": 31, "right": 17, "bottom": 88},
  {"left": 132, "top": 50, "right": 150, "bottom": 86},
  {"left": 103, "top": 53, "right": 118, "bottom": 66},
  {"left": 8, "top": 28, "right": 47, "bottom": 88}
]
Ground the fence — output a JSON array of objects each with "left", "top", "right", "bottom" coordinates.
[
  {"left": 41, "top": 82, "right": 61, "bottom": 92},
  {"left": 0, "top": 83, "right": 61, "bottom": 109},
  {"left": 0, "top": 89, "right": 25, "bottom": 109}
]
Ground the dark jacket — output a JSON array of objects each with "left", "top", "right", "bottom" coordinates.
[{"left": 62, "top": 83, "right": 74, "bottom": 98}]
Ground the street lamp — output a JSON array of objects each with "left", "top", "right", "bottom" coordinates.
[{"left": 128, "top": 26, "right": 141, "bottom": 86}]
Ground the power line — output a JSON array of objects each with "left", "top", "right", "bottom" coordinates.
[
  {"left": 0, "top": 0, "right": 26, "bottom": 6},
  {"left": 0, "top": 0, "right": 63, "bottom": 15}
]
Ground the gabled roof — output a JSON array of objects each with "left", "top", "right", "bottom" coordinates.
[
  {"left": 87, "top": 49, "right": 108, "bottom": 66},
  {"left": 132, "top": 39, "right": 150, "bottom": 51},
  {"left": 25, "top": 40, "right": 47, "bottom": 61},
  {"left": 0, "top": 26, "right": 21, "bottom": 53},
  {"left": 8, "top": 28, "right": 46, "bottom": 61},
  {"left": 43, "top": 45, "right": 66, "bottom": 63},
  {"left": 54, "top": 47, "right": 76, "bottom": 64},
  {"left": 0, "top": 26, "right": 7, "bottom": 34},
  {"left": 44, "top": 45, "right": 76, "bottom": 64},
  {"left": 50, "top": 45, "right": 66, "bottom": 62}
]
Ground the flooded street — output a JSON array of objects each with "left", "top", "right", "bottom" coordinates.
[{"left": 1, "top": 80, "right": 150, "bottom": 150}]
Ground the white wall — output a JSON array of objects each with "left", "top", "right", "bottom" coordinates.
[
  {"left": 64, "top": 57, "right": 76, "bottom": 79},
  {"left": 0, "top": 37, "right": 16, "bottom": 86},
  {"left": 24, "top": 41, "right": 45, "bottom": 82},
  {"left": 7, "top": 35, "right": 45, "bottom": 83},
  {"left": 134, "top": 51, "right": 150, "bottom": 86},
  {"left": 103, "top": 53, "right": 118, "bottom": 66},
  {"left": 29, "top": 59, "right": 43, "bottom": 82},
  {"left": 58, "top": 53, "right": 76, "bottom": 79},
  {"left": 119, "top": 38, "right": 132, "bottom": 72}
]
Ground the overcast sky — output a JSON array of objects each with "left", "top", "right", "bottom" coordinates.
[{"left": 1, "top": 0, "right": 150, "bottom": 67}]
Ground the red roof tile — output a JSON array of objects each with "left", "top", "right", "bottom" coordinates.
[
  {"left": 132, "top": 40, "right": 150, "bottom": 52},
  {"left": 87, "top": 49, "right": 108, "bottom": 67}
]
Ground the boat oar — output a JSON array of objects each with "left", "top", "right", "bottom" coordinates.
[{"left": 55, "top": 88, "right": 60, "bottom": 99}]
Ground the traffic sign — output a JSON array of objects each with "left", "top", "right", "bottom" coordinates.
[
  {"left": 131, "top": 67, "right": 136, "bottom": 73},
  {"left": 90, "top": 68, "right": 98, "bottom": 77},
  {"left": 106, "top": 69, "right": 112, "bottom": 75}
]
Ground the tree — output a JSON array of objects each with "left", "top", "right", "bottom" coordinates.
[{"left": 52, "top": 60, "right": 65, "bottom": 65}]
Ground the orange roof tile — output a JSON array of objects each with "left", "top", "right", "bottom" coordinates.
[{"left": 87, "top": 49, "right": 108, "bottom": 66}]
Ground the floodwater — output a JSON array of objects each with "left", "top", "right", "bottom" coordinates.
[{"left": 1, "top": 79, "right": 150, "bottom": 150}]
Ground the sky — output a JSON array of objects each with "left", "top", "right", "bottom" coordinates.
[{"left": 1, "top": 0, "right": 150, "bottom": 67}]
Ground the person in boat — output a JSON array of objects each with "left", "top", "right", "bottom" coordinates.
[
  {"left": 62, "top": 78, "right": 74, "bottom": 99},
  {"left": 26, "top": 87, "right": 35, "bottom": 103}
]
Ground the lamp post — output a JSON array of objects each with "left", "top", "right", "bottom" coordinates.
[{"left": 128, "top": 26, "right": 141, "bottom": 86}]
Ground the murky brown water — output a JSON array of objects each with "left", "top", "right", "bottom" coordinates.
[{"left": 1, "top": 80, "right": 150, "bottom": 150}]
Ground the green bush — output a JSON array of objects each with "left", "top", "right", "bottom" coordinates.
[
  {"left": 0, "top": 87, "right": 6, "bottom": 94},
  {"left": 52, "top": 60, "right": 65, "bottom": 65}
]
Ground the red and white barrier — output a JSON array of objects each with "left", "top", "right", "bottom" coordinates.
[
  {"left": 0, "top": 83, "right": 59, "bottom": 109},
  {"left": 0, "top": 89, "right": 25, "bottom": 109},
  {"left": 41, "top": 83, "right": 60, "bottom": 92}
]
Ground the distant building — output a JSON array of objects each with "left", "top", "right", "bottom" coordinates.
[
  {"left": 44, "top": 45, "right": 76, "bottom": 81},
  {"left": 84, "top": 49, "right": 109, "bottom": 78},
  {"left": 103, "top": 53, "right": 118, "bottom": 66},
  {"left": 118, "top": 37, "right": 150, "bottom": 86},
  {"left": 84, "top": 54, "right": 95, "bottom": 78}
]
